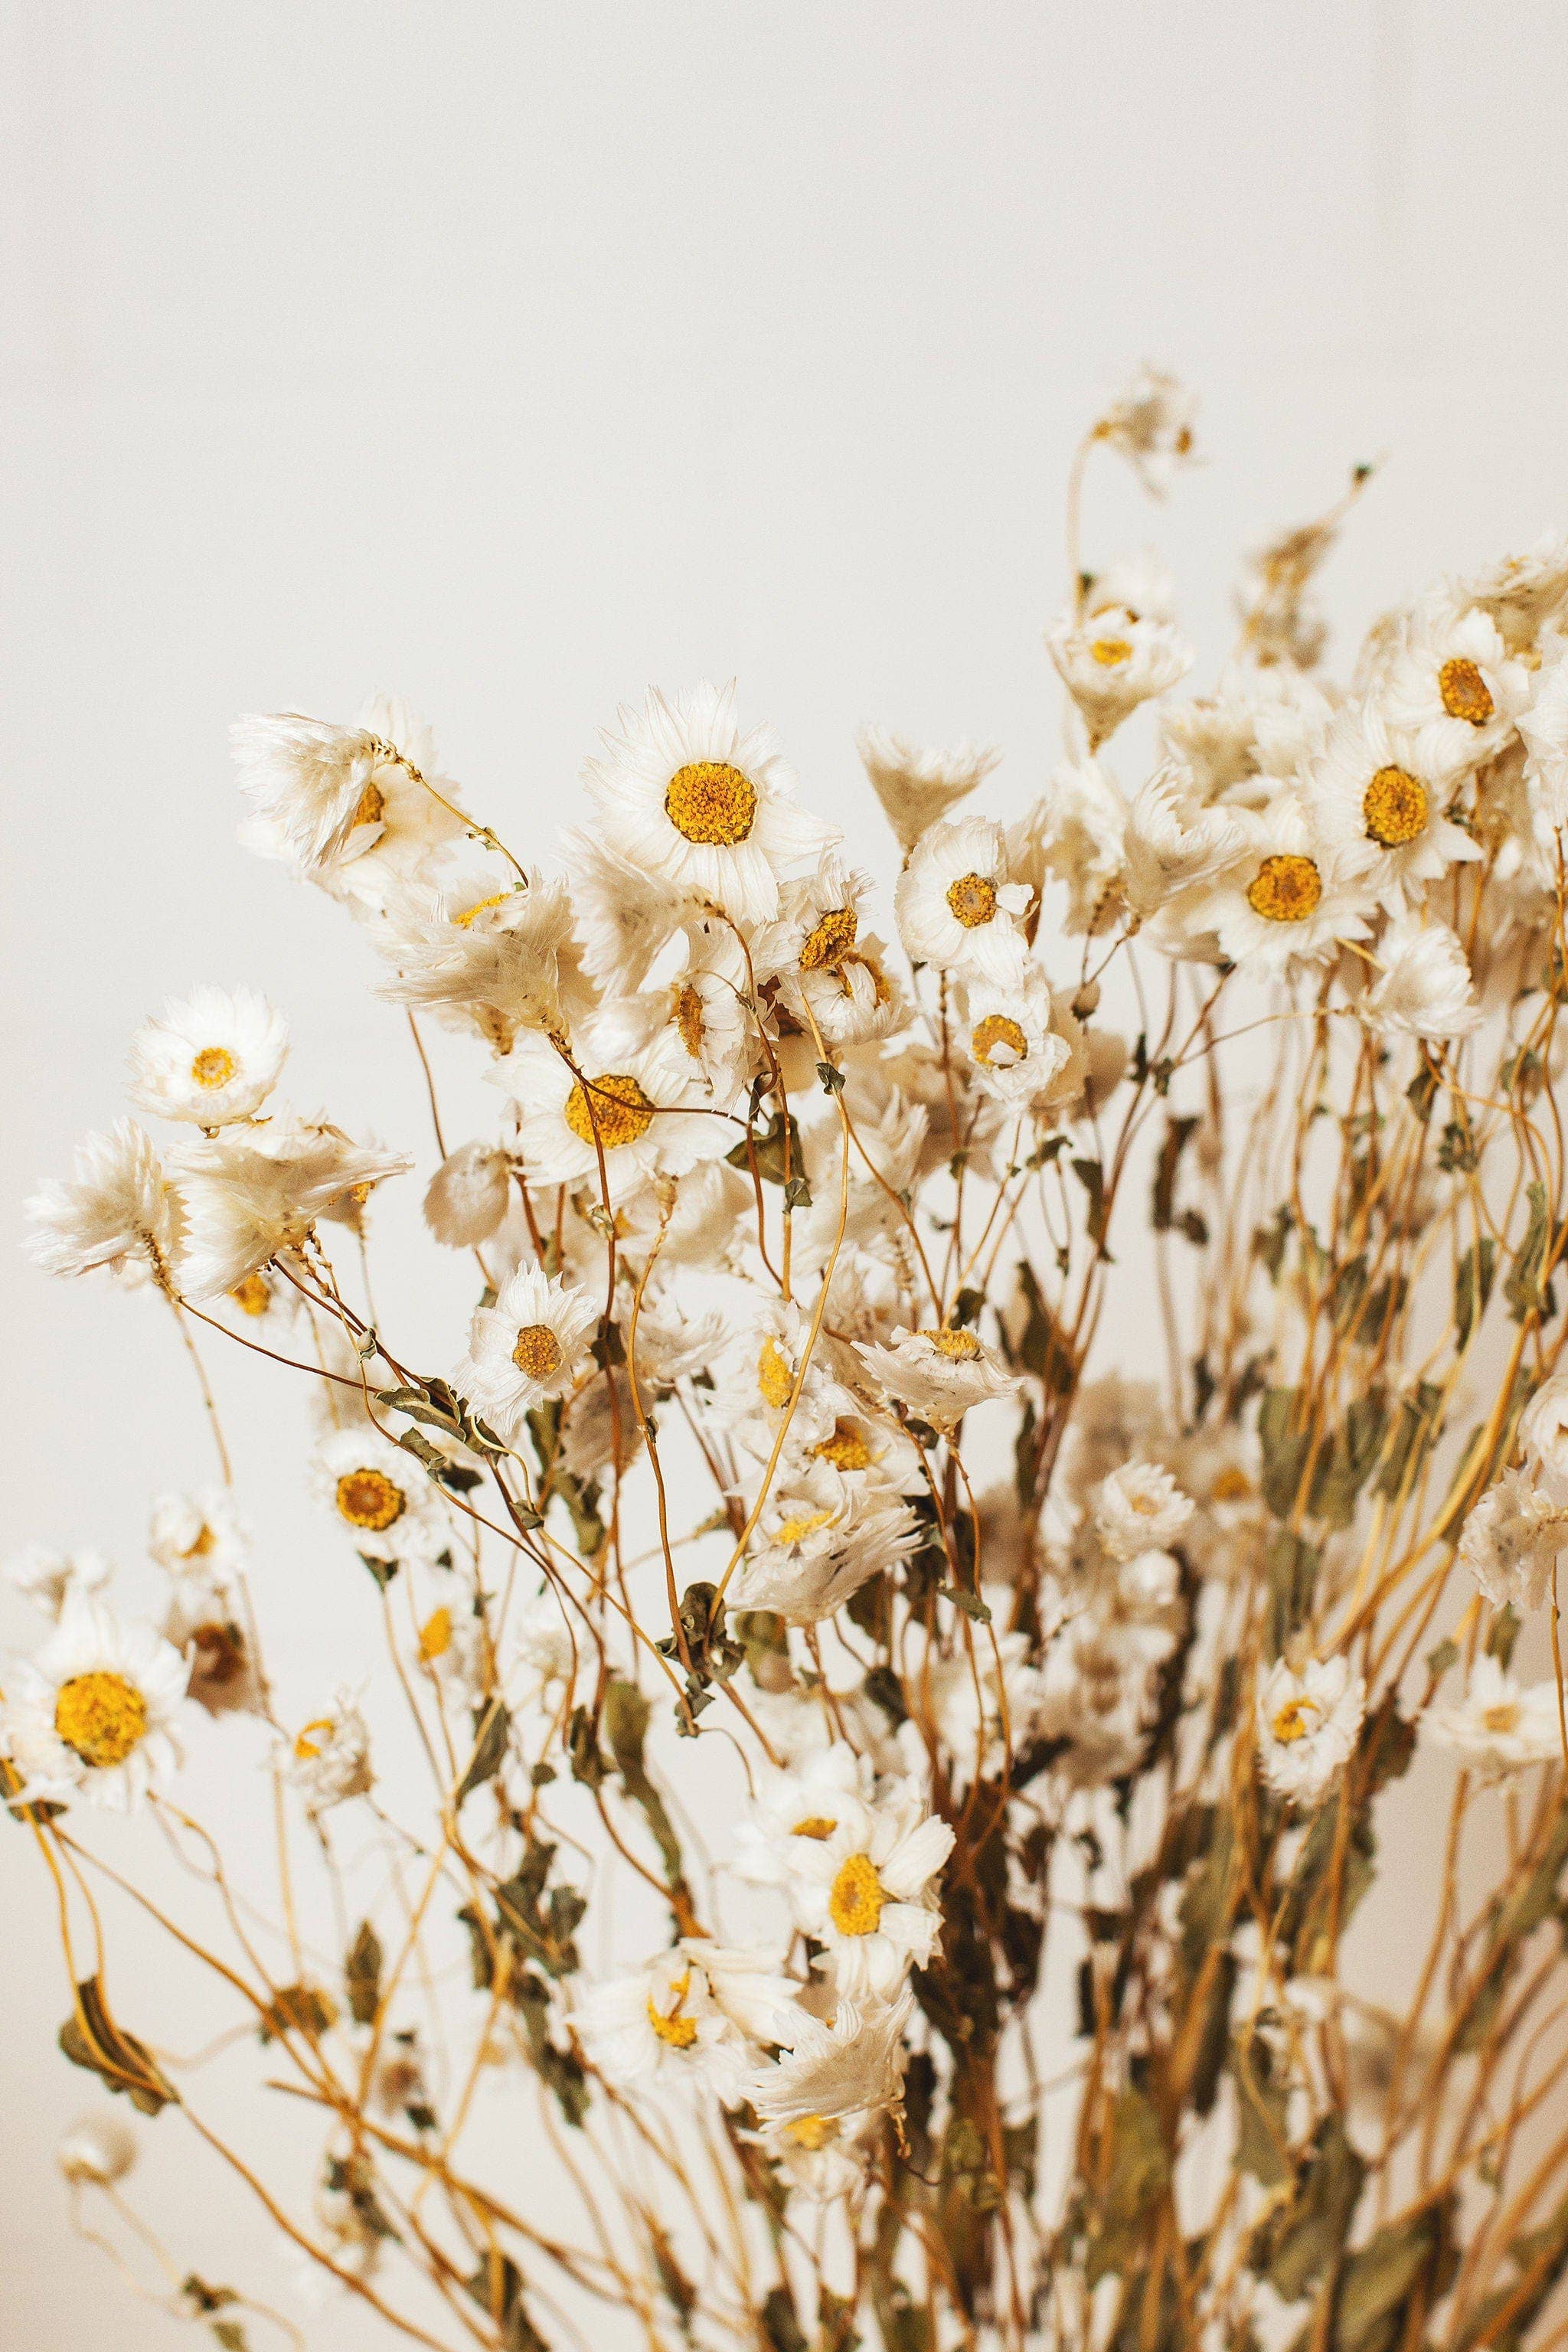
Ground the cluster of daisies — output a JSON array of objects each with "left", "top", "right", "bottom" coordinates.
[{"left": 11, "top": 365, "right": 1568, "bottom": 2249}]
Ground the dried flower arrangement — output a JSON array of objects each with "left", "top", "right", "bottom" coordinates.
[{"left": 11, "top": 368, "right": 1568, "bottom": 2352}]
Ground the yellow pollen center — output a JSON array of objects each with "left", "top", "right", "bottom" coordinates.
[
  {"left": 1270, "top": 1697, "right": 1319, "bottom": 1746},
  {"left": 1089, "top": 637, "right": 1133, "bottom": 667},
  {"left": 294, "top": 1717, "right": 334, "bottom": 1762},
  {"left": 1481, "top": 1701, "right": 1521, "bottom": 1734},
  {"left": 1211, "top": 1466, "right": 1253, "bottom": 1503},
  {"left": 828, "top": 1852, "right": 887, "bottom": 1937},
  {"left": 512, "top": 1323, "right": 564, "bottom": 1380},
  {"left": 673, "top": 983, "right": 706, "bottom": 1059},
  {"left": 971, "top": 1012, "right": 1028, "bottom": 1065},
  {"left": 54, "top": 1671, "right": 148, "bottom": 1768},
  {"left": 190, "top": 1045, "right": 237, "bottom": 1089},
  {"left": 790, "top": 1815, "right": 840, "bottom": 1840},
  {"left": 182, "top": 1521, "right": 217, "bottom": 1558},
  {"left": 419, "top": 1607, "right": 453, "bottom": 1661},
  {"left": 647, "top": 1971, "right": 698, "bottom": 2049},
  {"left": 1362, "top": 765, "right": 1429, "bottom": 848},
  {"left": 757, "top": 1337, "right": 795, "bottom": 1408},
  {"left": 351, "top": 776, "right": 386, "bottom": 828},
  {"left": 839, "top": 949, "right": 893, "bottom": 1007},
  {"left": 776, "top": 1509, "right": 835, "bottom": 1546},
  {"left": 786, "top": 2114, "right": 836, "bottom": 2150},
  {"left": 813, "top": 1417, "right": 873, "bottom": 1471},
  {"left": 453, "top": 892, "right": 512, "bottom": 927},
  {"left": 1439, "top": 656, "right": 1494, "bottom": 726},
  {"left": 946, "top": 872, "right": 998, "bottom": 929},
  {"left": 929, "top": 1327, "right": 981, "bottom": 1360},
  {"left": 564, "top": 1071, "right": 656, "bottom": 1151},
  {"left": 335, "top": 1468, "right": 407, "bottom": 1532},
  {"left": 799, "top": 906, "right": 859, "bottom": 972},
  {"left": 664, "top": 760, "right": 758, "bottom": 846},
  {"left": 1246, "top": 854, "right": 1322, "bottom": 924},
  {"left": 230, "top": 1273, "right": 271, "bottom": 1315}
]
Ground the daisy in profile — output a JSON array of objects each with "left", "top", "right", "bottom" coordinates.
[
  {"left": 1, "top": 1595, "right": 188, "bottom": 1812},
  {"left": 1045, "top": 605, "right": 1194, "bottom": 750},
  {"left": 731, "top": 1740, "right": 874, "bottom": 1888},
  {"left": 1364, "top": 917, "right": 1481, "bottom": 1040},
  {"left": 740, "top": 1472, "right": 920, "bottom": 1625},
  {"left": 234, "top": 694, "right": 469, "bottom": 896},
  {"left": 750, "top": 1986, "right": 914, "bottom": 2130},
  {"left": 855, "top": 729, "right": 1000, "bottom": 854},
  {"left": 286, "top": 1690, "right": 373, "bottom": 1815},
  {"left": 366, "top": 865, "right": 580, "bottom": 1052},
  {"left": 148, "top": 1489, "right": 250, "bottom": 1581},
  {"left": 1425, "top": 1655, "right": 1563, "bottom": 1781},
  {"left": 5, "top": 1544, "right": 114, "bottom": 1620},
  {"left": 127, "top": 988, "right": 288, "bottom": 1127},
  {"left": 1092, "top": 1462, "right": 1194, "bottom": 1563},
  {"left": 309, "top": 1428, "right": 449, "bottom": 1571},
  {"left": 583, "top": 681, "right": 833, "bottom": 926},
  {"left": 26, "top": 1120, "right": 182, "bottom": 1289},
  {"left": 1256, "top": 1655, "right": 1365, "bottom": 1804},
  {"left": 894, "top": 815, "right": 1034, "bottom": 982},
  {"left": 452, "top": 1264, "right": 598, "bottom": 1441},
  {"left": 1312, "top": 704, "right": 1479, "bottom": 911},
  {"left": 855, "top": 1324, "right": 1018, "bottom": 1432},
  {"left": 1096, "top": 363, "right": 1199, "bottom": 497},
  {"left": 423, "top": 1139, "right": 514, "bottom": 1249},
  {"left": 175, "top": 1116, "right": 410, "bottom": 1301},
  {"left": 575, "top": 1942, "right": 795, "bottom": 2101},
  {"left": 754, "top": 856, "right": 904, "bottom": 1049},
  {"left": 492, "top": 1022, "right": 731, "bottom": 1197},
  {"left": 783, "top": 1782, "right": 954, "bottom": 1998}
]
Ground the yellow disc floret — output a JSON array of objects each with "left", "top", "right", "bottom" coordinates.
[
  {"left": 674, "top": 984, "right": 706, "bottom": 1059},
  {"left": 351, "top": 776, "right": 386, "bottom": 828},
  {"left": 757, "top": 1337, "right": 795, "bottom": 1409},
  {"left": 1439, "top": 656, "right": 1493, "bottom": 726},
  {"left": 453, "top": 892, "right": 514, "bottom": 927},
  {"left": 799, "top": 906, "right": 859, "bottom": 972},
  {"left": 647, "top": 1970, "right": 699, "bottom": 2050},
  {"left": 512, "top": 1323, "right": 564, "bottom": 1380},
  {"left": 786, "top": 2114, "right": 836, "bottom": 2149},
  {"left": 929, "top": 1327, "right": 981, "bottom": 1360},
  {"left": 1089, "top": 637, "right": 1133, "bottom": 667},
  {"left": 419, "top": 1607, "right": 453, "bottom": 1661},
  {"left": 664, "top": 760, "right": 759, "bottom": 846},
  {"left": 946, "top": 872, "right": 998, "bottom": 929},
  {"left": 230, "top": 1273, "right": 271, "bottom": 1315},
  {"left": 971, "top": 1013, "right": 1028, "bottom": 1064},
  {"left": 336, "top": 1467, "right": 407, "bottom": 1532},
  {"left": 564, "top": 1071, "right": 656, "bottom": 1151},
  {"left": 54, "top": 1671, "right": 148, "bottom": 1769},
  {"left": 1362, "top": 765, "right": 1429, "bottom": 848},
  {"left": 813, "top": 1416, "right": 873, "bottom": 1472},
  {"left": 1270, "top": 1698, "right": 1318, "bottom": 1746},
  {"left": 828, "top": 1851, "right": 887, "bottom": 1937},
  {"left": 190, "top": 1045, "right": 237, "bottom": 1089},
  {"left": 1245, "top": 854, "right": 1321, "bottom": 924},
  {"left": 789, "top": 1815, "right": 839, "bottom": 1841}
]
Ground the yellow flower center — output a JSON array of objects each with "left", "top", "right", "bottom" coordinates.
[
  {"left": 786, "top": 2113, "right": 836, "bottom": 2150},
  {"left": 971, "top": 1012, "right": 1028, "bottom": 1065},
  {"left": 647, "top": 1971, "right": 699, "bottom": 2049},
  {"left": 775, "top": 1509, "right": 835, "bottom": 1546},
  {"left": 946, "top": 872, "right": 998, "bottom": 929},
  {"left": 419, "top": 1606, "right": 453, "bottom": 1661},
  {"left": 512, "top": 1322, "right": 564, "bottom": 1380},
  {"left": 453, "top": 891, "right": 513, "bottom": 927},
  {"left": 813, "top": 1416, "right": 872, "bottom": 1472},
  {"left": 1439, "top": 656, "right": 1493, "bottom": 726},
  {"left": 1362, "top": 765, "right": 1429, "bottom": 848},
  {"left": 828, "top": 1852, "right": 887, "bottom": 1936},
  {"left": 673, "top": 983, "right": 706, "bottom": 1059},
  {"left": 1481, "top": 1701, "right": 1521, "bottom": 1734},
  {"left": 1270, "top": 1697, "right": 1319, "bottom": 1746},
  {"left": 1089, "top": 636, "right": 1133, "bottom": 667},
  {"left": 839, "top": 949, "right": 893, "bottom": 1006},
  {"left": 351, "top": 776, "right": 386, "bottom": 828},
  {"left": 230, "top": 1273, "right": 271, "bottom": 1315},
  {"left": 190, "top": 1045, "right": 237, "bottom": 1089},
  {"left": 54, "top": 1671, "right": 148, "bottom": 1768},
  {"left": 929, "top": 1327, "right": 981, "bottom": 1360},
  {"left": 799, "top": 906, "right": 859, "bottom": 972},
  {"left": 335, "top": 1468, "right": 407, "bottom": 1532},
  {"left": 1246, "top": 853, "right": 1321, "bottom": 924},
  {"left": 181, "top": 1521, "right": 218, "bottom": 1559},
  {"left": 757, "top": 1337, "right": 795, "bottom": 1409},
  {"left": 1211, "top": 1465, "right": 1253, "bottom": 1503},
  {"left": 563, "top": 1071, "right": 656, "bottom": 1151},
  {"left": 665, "top": 760, "right": 758, "bottom": 846},
  {"left": 293, "top": 1717, "right": 334, "bottom": 1762},
  {"left": 790, "top": 1815, "right": 839, "bottom": 1840}
]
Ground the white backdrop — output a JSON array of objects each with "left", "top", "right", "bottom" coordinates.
[{"left": 6, "top": 2, "right": 1568, "bottom": 2343}]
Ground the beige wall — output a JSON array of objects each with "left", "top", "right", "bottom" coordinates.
[{"left": 5, "top": 2, "right": 1568, "bottom": 2342}]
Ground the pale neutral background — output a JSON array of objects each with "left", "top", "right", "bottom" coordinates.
[{"left": 5, "top": 2, "right": 1568, "bottom": 2344}]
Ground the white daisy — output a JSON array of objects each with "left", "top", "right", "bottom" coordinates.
[
  {"left": 148, "top": 1489, "right": 250, "bottom": 1582},
  {"left": 1310, "top": 704, "right": 1480, "bottom": 910},
  {"left": 854, "top": 729, "right": 1000, "bottom": 854},
  {"left": 1193, "top": 796, "right": 1370, "bottom": 977},
  {"left": 367, "top": 867, "right": 578, "bottom": 1052},
  {"left": 5, "top": 1544, "right": 114, "bottom": 1620},
  {"left": 731, "top": 1740, "right": 874, "bottom": 1889},
  {"left": 452, "top": 1264, "right": 598, "bottom": 1442},
  {"left": 26, "top": 1120, "right": 182, "bottom": 1289},
  {"left": 234, "top": 697, "right": 468, "bottom": 895},
  {"left": 1519, "top": 639, "right": 1568, "bottom": 840},
  {"left": 960, "top": 965, "right": 1073, "bottom": 1111},
  {"left": 175, "top": 1116, "right": 411, "bottom": 1302},
  {"left": 309, "top": 1428, "right": 449, "bottom": 1570},
  {"left": 1379, "top": 599, "right": 1530, "bottom": 776},
  {"left": 855, "top": 1325, "right": 1018, "bottom": 1432},
  {"left": 559, "top": 825, "right": 694, "bottom": 995},
  {"left": 1462, "top": 534, "right": 1568, "bottom": 649},
  {"left": 643, "top": 923, "right": 755, "bottom": 1102},
  {"left": 575, "top": 1942, "right": 795, "bottom": 2102},
  {"left": 754, "top": 856, "right": 904, "bottom": 1049},
  {"left": 1096, "top": 363, "right": 1198, "bottom": 497},
  {"left": 740, "top": 1472, "right": 920, "bottom": 1626},
  {"left": 893, "top": 815, "right": 1033, "bottom": 983},
  {"left": 491, "top": 1024, "right": 732, "bottom": 1200},
  {"left": 1457, "top": 1466, "right": 1568, "bottom": 1611},
  {"left": 1426, "top": 1655, "right": 1562, "bottom": 1781},
  {"left": 286, "top": 1690, "right": 373, "bottom": 1815},
  {"left": 1364, "top": 917, "right": 1482, "bottom": 1040},
  {"left": 423, "top": 1140, "right": 514, "bottom": 1249},
  {"left": 1, "top": 1596, "right": 187, "bottom": 1812},
  {"left": 583, "top": 681, "right": 833, "bottom": 926},
  {"left": 750, "top": 1986, "right": 914, "bottom": 2128},
  {"left": 1083, "top": 546, "right": 1178, "bottom": 625},
  {"left": 1011, "top": 762, "right": 1128, "bottom": 936},
  {"left": 1092, "top": 1462, "right": 1195, "bottom": 1563},
  {"left": 127, "top": 987, "right": 289, "bottom": 1127},
  {"left": 784, "top": 1782, "right": 954, "bottom": 1998},
  {"left": 1122, "top": 760, "right": 1249, "bottom": 920},
  {"left": 897, "top": 1616, "right": 1047, "bottom": 1785},
  {"left": 1256, "top": 1655, "right": 1365, "bottom": 1804},
  {"left": 1045, "top": 605, "right": 1194, "bottom": 750}
]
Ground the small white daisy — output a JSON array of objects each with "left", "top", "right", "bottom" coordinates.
[
  {"left": 893, "top": 815, "right": 1033, "bottom": 983},
  {"left": 309, "top": 1428, "right": 449, "bottom": 1570},
  {"left": 750, "top": 1986, "right": 914, "bottom": 2129},
  {"left": 148, "top": 1489, "right": 250, "bottom": 1582},
  {"left": 1093, "top": 1462, "right": 1195, "bottom": 1563},
  {"left": 855, "top": 1325, "right": 1019, "bottom": 1432},
  {"left": 1256, "top": 1655, "right": 1365, "bottom": 1804},
  {"left": 740, "top": 1473, "right": 920, "bottom": 1626},
  {"left": 1426, "top": 1655, "right": 1562, "bottom": 1781},
  {"left": 1458, "top": 1467, "right": 1568, "bottom": 1610},
  {"left": 731, "top": 1740, "right": 874, "bottom": 1889},
  {"left": 423, "top": 1140, "right": 514, "bottom": 1249},
  {"left": 367, "top": 867, "right": 579, "bottom": 1053},
  {"left": 575, "top": 1942, "right": 795, "bottom": 2102},
  {"left": 1096, "top": 363, "right": 1198, "bottom": 497},
  {"left": 854, "top": 728, "right": 1000, "bottom": 854},
  {"left": 1379, "top": 599, "right": 1530, "bottom": 776},
  {"left": 127, "top": 987, "right": 288, "bottom": 1129},
  {"left": 286, "top": 1689, "right": 373, "bottom": 1815},
  {"left": 5, "top": 1544, "right": 114, "bottom": 1621},
  {"left": 784, "top": 1782, "right": 955, "bottom": 1999},
  {"left": 1045, "top": 605, "right": 1194, "bottom": 750},
  {"left": 1311, "top": 704, "right": 1480, "bottom": 910},
  {"left": 175, "top": 1116, "right": 411, "bottom": 1302},
  {"left": 960, "top": 965, "right": 1073, "bottom": 1111},
  {"left": 1364, "top": 917, "right": 1482, "bottom": 1040},
  {"left": 754, "top": 856, "right": 904, "bottom": 1049},
  {"left": 492, "top": 1022, "right": 732, "bottom": 1200},
  {"left": 1, "top": 1596, "right": 187, "bottom": 1812},
  {"left": 1194, "top": 796, "right": 1370, "bottom": 977},
  {"left": 26, "top": 1120, "right": 183, "bottom": 1289},
  {"left": 452, "top": 1264, "right": 598, "bottom": 1442}
]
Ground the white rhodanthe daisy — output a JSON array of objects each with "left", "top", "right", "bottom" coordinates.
[
  {"left": 1, "top": 1596, "right": 188, "bottom": 1812},
  {"left": 1256, "top": 1655, "right": 1365, "bottom": 1803},
  {"left": 1096, "top": 363, "right": 1198, "bottom": 496},
  {"left": 1092, "top": 1462, "right": 1195, "bottom": 1562},
  {"left": 1426, "top": 1655, "right": 1562, "bottom": 1781},
  {"left": 750, "top": 1987, "right": 916, "bottom": 2128},
  {"left": 5, "top": 1544, "right": 114, "bottom": 1620},
  {"left": 1378, "top": 598, "right": 1530, "bottom": 776},
  {"left": 584, "top": 681, "right": 833, "bottom": 926},
  {"left": 286, "top": 1690, "right": 373, "bottom": 1815},
  {"left": 731, "top": 1740, "right": 874, "bottom": 1889},
  {"left": 147, "top": 1488, "right": 250, "bottom": 1581},
  {"left": 127, "top": 986, "right": 289, "bottom": 1126},
  {"left": 492, "top": 1023, "right": 732, "bottom": 1199},
  {"left": 575, "top": 1942, "right": 795, "bottom": 2101},
  {"left": 1457, "top": 1467, "right": 1568, "bottom": 1610},
  {"left": 366, "top": 866, "right": 580, "bottom": 1052},
  {"left": 1013, "top": 760, "right": 1129, "bottom": 936},
  {"left": 855, "top": 1325, "right": 1019, "bottom": 1432},
  {"left": 893, "top": 815, "right": 1033, "bottom": 984},
  {"left": 1194, "top": 796, "right": 1370, "bottom": 977},
  {"left": 452, "top": 1263, "right": 599, "bottom": 1441},
  {"left": 175, "top": 1116, "right": 411, "bottom": 1301},
  {"left": 1364, "top": 917, "right": 1481, "bottom": 1040},
  {"left": 423, "top": 1139, "right": 514, "bottom": 1249},
  {"left": 1122, "top": 760, "right": 1248, "bottom": 920},
  {"left": 1044, "top": 605, "right": 1194, "bottom": 750},
  {"left": 960, "top": 965, "right": 1073, "bottom": 1111},
  {"left": 855, "top": 729, "right": 1000, "bottom": 854},
  {"left": 26, "top": 1120, "right": 182, "bottom": 1289},
  {"left": 309, "top": 1427, "right": 449, "bottom": 1570},
  {"left": 784, "top": 1782, "right": 955, "bottom": 1998},
  {"left": 754, "top": 856, "right": 903, "bottom": 1050},
  {"left": 1310, "top": 703, "right": 1480, "bottom": 910},
  {"left": 1518, "top": 1373, "right": 1568, "bottom": 1497},
  {"left": 234, "top": 695, "right": 469, "bottom": 895},
  {"left": 740, "top": 1472, "right": 920, "bottom": 1625}
]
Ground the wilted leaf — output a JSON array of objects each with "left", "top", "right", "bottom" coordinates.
[
  {"left": 345, "top": 1919, "right": 382, "bottom": 2027},
  {"left": 453, "top": 1697, "right": 511, "bottom": 1809},
  {"left": 58, "top": 1976, "right": 178, "bottom": 2115}
]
